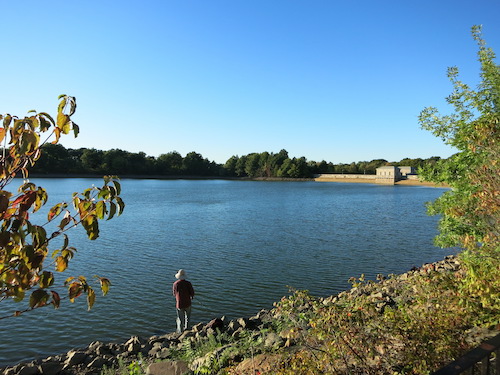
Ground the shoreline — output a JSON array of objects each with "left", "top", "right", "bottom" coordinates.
[
  {"left": 314, "top": 176, "right": 448, "bottom": 187},
  {"left": 1, "top": 255, "right": 464, "bottom": 375},
  {"left": 23, "top": 174, "right": 447, "bottom": 187}
]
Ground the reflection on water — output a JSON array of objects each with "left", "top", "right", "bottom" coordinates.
[{"left": 0, "top": 179, "right": 451, "bottom": 366}]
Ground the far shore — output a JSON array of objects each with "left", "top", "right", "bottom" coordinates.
[
  {"left": 395, "top": 179, "right": 449, "bottom": 187},
  {"left": 314, "top": 177, "right": 449, "bottom": 187},
  {"left": 21, "top": 174, "right": 449, "bottom": 187}
]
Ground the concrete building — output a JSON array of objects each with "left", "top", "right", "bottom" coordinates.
[
  {"left": 398, "top": 166, "right": 416, "bottom": 177},
  {"left": 376, "top": 166, "right": 401, "bottom": 184},
  {"left": 315, "top": 166, "right": 419, "bottom": 185}
]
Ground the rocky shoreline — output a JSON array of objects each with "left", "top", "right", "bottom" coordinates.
[
  {"left": 4, "top": 255, "right": 487, "bottom": 375},
  {"left": 1, "top": 309, "right": 279, "bottom": 375}
]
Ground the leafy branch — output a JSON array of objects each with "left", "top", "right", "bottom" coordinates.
[{"left": 0, "top": 96, "right": 125, "bottom": 318}]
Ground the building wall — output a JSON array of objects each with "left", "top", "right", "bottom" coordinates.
[
  {"left": 375, "top": 166, "right": 400, "bottom": 184},
  {"left": 314, "top": 174, "right": 376, "bottom": 180},
  {"left": 398, "top": 166, "right": 416, "bottom": 176},
  {"left": 315, "top": 167, "right": 418, "bottom": 185}
]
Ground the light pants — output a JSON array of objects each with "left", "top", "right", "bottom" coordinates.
[{"left": 176, "top": 306, "right": 191, "bottom": 333}]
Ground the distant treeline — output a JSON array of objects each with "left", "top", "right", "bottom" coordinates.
[{"left": 28, "top": 144, "right": 443, "bottom": 178}]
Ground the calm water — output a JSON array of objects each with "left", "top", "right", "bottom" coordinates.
[{"left": 0, "top": 179, "right": 452, "bottom": 367}]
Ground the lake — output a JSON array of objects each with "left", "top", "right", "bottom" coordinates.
[{"left": 0, "top": 178, "right": 452, "bottom": 367}]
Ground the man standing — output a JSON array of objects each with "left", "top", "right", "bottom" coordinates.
[{"left": 172, "top": 269, "right": 195, "bottom": 333}]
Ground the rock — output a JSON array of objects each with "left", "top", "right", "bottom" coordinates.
[
  {"left": 96, "top": 345, "right": 113, "bottom": 356},
  {"left": 248, "top": 316, "right": 262, "bottom": 328},
  {"left": 88, "top": 341, "right": 102, "bottom": 351},
  {"left": 227, "top": 320, "right": 242, "bottom": 333},
  {"left": 146, "top": 361, "right": 190, "bottom": 375},
  {"left": 64, "top": 350, "right": 88, "bottom": 367},
  {"left": 86, "top": 356, "right": 108, "bottom": 370},
  {"left": 232, "top": 353, "right": 281, "bottom": 374},
  {"left": 178, "top": 330, "right": 195, "bottom": 342},
  {"left": 264, "top": 332, "right": 284, "bottom": 349},
  {"left": 17, "top": 364, "right": 39, "bottom": 375},
  {"left": 148, "top": 341, "right": 167, "bottom": 357},
  {"left": 108, "top": 343, "right": 124, "bottom": 355},
  {"left": 237, "top": 317, "right": 248, "bottom": 329},
  {"left": 443, "top": 262, "right": 457, "bottom": 270},
  {"left": 38, "top": 359, "right": 63, "bottom": 375},
  {"left": 141, "top": 342, "right": 154, "bottom": 356},
  {"left": 156, "top": 348, "right": 172, "bottom": 360},
  {"left": 125, "top": 336, "right": 142, "bottom": 353},
  {"left": 158, "top": 332, "right": 179, "bottom": 341},
  {"left": 205, "top": 318, "right": 224, "bottom": 331},
  {"left": 191, "top": 323, "right": 204, "bottom": 332}
]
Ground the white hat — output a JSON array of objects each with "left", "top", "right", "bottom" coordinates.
[{"left": 175, "top": 269, "right": 186, "bottom": 280}]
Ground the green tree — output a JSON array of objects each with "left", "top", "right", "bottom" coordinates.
[
  {"left": 277, "top": 158, "right": 293, "bottom": 177},
  {"left": 0, "top": 96, "right": 124, "bottom": 318},
  {"left": 182, "top": 151, "right": 206, "bottom": 175},
  {"left": 81, "top": 148, "right": 105, "bottom": 173},
  {"left": 102, "top": 149, "right": 129, "bottom": 174},
  {"left": 223, "top": 155, "right": 238, "bottom": 176},
  {"left": 419, "top": 26, "right": 499, "bottom": 314},
  {"left": 30, "top": 143, "right": 72, "bottom": 174},
  {"left": 234, "top": 155, "right": 247, "bottom": 177},
  {"left": 294, "top": 157, "right": 310, "bottom": 177},
  {"left": 157, "top": 151, "right": 183, "bottom": 175},
  {"left": 245, "top": 153, "right": 261, "bottom": 177},
  {"left": 346, "top": 161, "right": 359, "bottom": 174},
  {"left": 258, "top": 151, "right": 272, "bottom": 177},
  {"left": 67, "top": 147, "right": 85, "bottom": 173},
  {"left": 270, "top": 149, "right": 289, "bottom": 175}
]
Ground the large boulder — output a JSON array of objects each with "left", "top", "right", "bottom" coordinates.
[{"left": 146, "top": 360, "right": 190, "bottom": 375}]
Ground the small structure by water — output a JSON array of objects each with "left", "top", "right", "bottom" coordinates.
[
  {"left": 376, "top": 166, "right": 402, "bottom": 184},
  {"left": 315, "top": 166, "right": 417, "bottom": 185}
]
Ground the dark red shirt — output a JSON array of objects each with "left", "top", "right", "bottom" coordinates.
[{"left": 172, "top": 279, "right": 194, "bottom": 309}]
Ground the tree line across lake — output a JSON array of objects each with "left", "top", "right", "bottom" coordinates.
[{"left": 30, "top": 144, "right": 444, "bottom": 178}]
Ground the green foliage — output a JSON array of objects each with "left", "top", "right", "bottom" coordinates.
[
  {"left": 171, "top": 331, "right": 233, "bottom": 373},
  {"left": 27, "top": 142, "right": 441, "bottom": 179},
  {"left": 168, "top": 328, "right": 273, "bottom": 374},
  {"left": 127, "top": 360, "right": 145, "bottom": 375},
  {"left": 0, "top": 96, "right": 125, "bottom": 318},
  {"left": 100, "top": 358, "right": 147, "bottom": 375},
  {"left": 272, "top": 268, "right": 477, "bottom": 374},
  {"left": 418, "top": 25, "right": 500, "bottom": 314}
]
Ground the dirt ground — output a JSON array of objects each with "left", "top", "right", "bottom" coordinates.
[{"left": 314, "top": 177, "right": 448, "bottom": 187}]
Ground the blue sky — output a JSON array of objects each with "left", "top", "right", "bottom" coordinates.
[{"left": 1, "top": 1, "right": 499, "bottom": 164}]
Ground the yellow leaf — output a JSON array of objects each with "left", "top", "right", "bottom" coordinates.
[
  {"left": 52, "top": 127, "right": 61, "bottom": 144},
  {"left": 95, "top": 201, "right": 106, "bottom": 219},
  {"left": 57, "top": 113, "right": 71, "bottom": 134},
  {"left": 55, "top": 256, "right": 68, "bottom": 272},
  {"left": 100, "top": 277, "right": 111, "bottom": 296},
  {"left": 87, "top": 288, "right": 95, "bottom": 310}
]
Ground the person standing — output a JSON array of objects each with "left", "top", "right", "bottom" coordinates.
[{"left": 172, "top": 269, "right": 195, "bottom": 333}]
